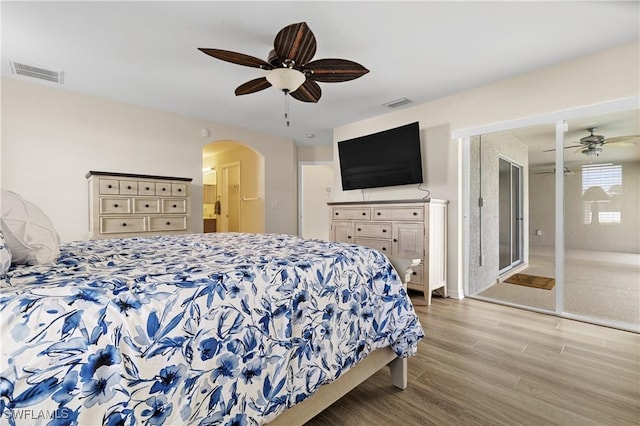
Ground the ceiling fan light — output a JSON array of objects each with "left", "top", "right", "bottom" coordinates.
[
  {"left": 582, "top": 147, "right": 602, "bottom": 157},
  {"left": 266, "top": 68, "right": 305, "bottom": 92}
]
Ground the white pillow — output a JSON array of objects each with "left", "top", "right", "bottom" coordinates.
[
  {"left": 0, "top": 190, "right": 60, "bottom": 265},
  {"left": 1, "top": 229, "right": 11, "bottom": 275}
]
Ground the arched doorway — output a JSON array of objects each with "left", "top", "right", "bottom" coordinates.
[{"left": 202, "top": 140, "right": 265, "bottom": 233}]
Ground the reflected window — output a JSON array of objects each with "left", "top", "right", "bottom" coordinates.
[{"left": 581, "top": 163, "right": 622, "bottom": 224}]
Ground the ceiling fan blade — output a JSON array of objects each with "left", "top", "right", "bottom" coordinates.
[
  {"left": 604, "top": 135, "right": 639, "bottom": 146},
  {"left": 274, "top": 22, "right": 317, "bottom": 66},
  {"left": 235, "top": 77, "right": 272, "bottom": 96},
  {"left": 305, "top": 58, "right": 370, "bottom": 83},
  {"left": 542, "top": 145, "right": 582, "bottom": 152},
  {"left": 198, "top": 48, "right": 272, "bottom": 69},
  {"left": 290, "top": 79, "right": 321, "bottom": 103}
]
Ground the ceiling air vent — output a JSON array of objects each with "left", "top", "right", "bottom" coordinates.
[
  {"left": 9, "top": 60, "right": 64, "bottom": 84},
  {"left": 383, "top": 97, "right": 412, "bottom": 109}
]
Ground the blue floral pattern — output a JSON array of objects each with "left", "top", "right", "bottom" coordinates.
[{"left": 0, "top": 233, "right": 423, "bottom": 425}]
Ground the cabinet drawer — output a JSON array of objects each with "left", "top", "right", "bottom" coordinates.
[
  {"left": 138, "top": 182, "right": 156, "bottom": 195},
  {"left": 149, "top": 216, "right": 187, "bottom": 232},
  {"left": 99, "top": 197, "right": 131, "bottom": 214},
  {"left": 408, "top": 263, "right": 424, "bottom": 285},
  {"left": 99, "top": 179, "right": 119, "bottom": 195},
  {"left": 100, "top": 217, "right": 146, "bottom": 234},
  {"left": 156, "top": 183, "right": 171, "bottom": 195},
  {"left": 373, "top": 206, "right": 424, "bottom": 221},
  {"left": 162, "top": 199, "right": 186, "bottom": 214},
  {"left": 354, "top": 222, "right": 391, "bottom": 238},
  {"left": 172, "top": 183, "right": 188, "bottom": 197},
  {"left": 332, "top": 207, "right": 371, "bottom": 220},
  {"left": 119, "top": 181, "right": 138, "bottom": 195},
  {"left": 133, "top": 198, "right": 160, "bottom": 213},
  {"left": 354, "top": 237, "right": 391, "bottom": 254}
]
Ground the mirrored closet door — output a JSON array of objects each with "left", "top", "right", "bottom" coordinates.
[{"left": 466, "top": 106, "right": 639, "bottom": 331}]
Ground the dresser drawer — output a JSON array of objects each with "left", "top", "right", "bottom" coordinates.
[
  {"left": 354, "top": 237, "right": 391, "bottom": 254},
  {"left": 133, "top": 198, "right": 160, "bottom": 213},
  {"left": 149, "top": 216, "right": 187, "bottom": 232},
  {"left": 332, "top": 207, "right": 371, "bottom": 220},
  {"left": 408, "top": 263, "right": 424, "bottom": 285},
  {"left": 99, "top": 179, "right": 120, "bottom": 195},
  {"left": 373, "top": 206, "right": 424, "bottom": 221},
  {"left": 100, "top": 217, "right": 146, "bottom": 234},
  {"left": 162, "top": 199, "right": 186, "bottom": 214},
  {"left": 172, "top": 183, "right": 188, "bottom": 197},
  {"left": 99, "top": 197, "right": 131, "bottom": 214},
  {"left": 354, "top": 222, "right": 391, "bottom": 238},
  {"left": 156, "top": 183, "right": 171, "bottom": 195},
  {"left": 119, "top": 181, "right": 138, "bottom": 195},
  {"left": 138, "top": 182, "right": 156, "bottom": 195}
]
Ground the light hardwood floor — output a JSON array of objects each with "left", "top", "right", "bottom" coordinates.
[{"left": 305, "top": 297, "right": 640, "bottom": 426}]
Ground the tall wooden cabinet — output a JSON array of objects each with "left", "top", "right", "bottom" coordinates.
[
  {"left": 328, "top": 199, "right": 448, "bottom": 305},
  {"left": 87, "top": 171, "right": 192, "bottom": 239}
]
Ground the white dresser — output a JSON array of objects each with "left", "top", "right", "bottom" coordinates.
[
  {"left": 86, "top": 171, "right": 192, "bottom": 239},
  {"left": 328, "top": 199, "right": 448, "bottom": 305}
]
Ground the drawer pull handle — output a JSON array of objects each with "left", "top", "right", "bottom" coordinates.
[
  {"left": 146, "top": 186, "right": 150, "bottom": 190},
  {"left": 412, "top": 271, "right": 417, "bottom": 275},
  {"left": 127, "top": 185, "right": 132, "bottom": 190},
  {"left": 382, "top": 247, "right": 387, "bottom": 251},
  {"left": 173, "top": 204, "right": 177, "bottom": 208},
  {"left": 114, "top": 203, "right": 119, "bottom": 208},
  {"left": 413, "top": 212, "right": 418, "bottom": 216},
  {"left": 107, "top": 184, "right": 113, "bottom": 189},
  {"left": 377, "top": 212, "right": 381, "bottom": 216},
  {"left": 145, "top": 204, "right": 150, "bottom": 208},
  {"left": 382, "top": 229, "right": 387, "bottom": 233},
  {"left": 347, "top": 235, "right": 352, "bottom": 239},
  {"left": 166, "top": 221, "right": 171, "bottom": 226},
  {"left": 122, "top": 223, "right": 127, "bottom": 227},
  {"left": 162, "top": 188, "right": 167, "bottom": 191},
  {"left": 393, "top": 238, "right": 398, "bottom": 242},
  {"left": 362, "top": 212, "right": 366, "bottom": 216},
  {"left": 335, "top": 212, "right": 339, "bottom": 216},
  {"left": 178, "top": 188, "right": 182, "bottom": 192},
  {"left": 357, "top": 228, "right": 362, "bottom": 231}
]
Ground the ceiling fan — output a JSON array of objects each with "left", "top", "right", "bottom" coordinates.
[
  {"left": 198, "top": 22, "right": 369, "bottom": 105},
  {"left": 535, "top": 166, "right": 573, "bottom": 176},
  {"left": 544, "top": 127, "right": 639, "bottom": 157}
]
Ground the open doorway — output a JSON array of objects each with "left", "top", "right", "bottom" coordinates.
[{"left": 202, "top": 141, "right": 265, "bottom": 234}]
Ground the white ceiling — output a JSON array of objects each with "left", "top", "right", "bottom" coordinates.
[{"left": 2, "top": 1, "right": 639, "bottom": 148}]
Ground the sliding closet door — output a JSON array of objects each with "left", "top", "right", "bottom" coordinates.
[
  {"left": 562, "top": 110, "right": 639, "bottom": 329},
  {"left": 469, "top": 123, "right": 556, "bottom": 313}
]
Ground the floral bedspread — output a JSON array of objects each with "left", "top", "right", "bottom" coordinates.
[{"left": 0, "top": 233, "right": 424, "bottom": 425}]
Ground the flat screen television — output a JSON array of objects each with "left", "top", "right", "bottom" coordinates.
[{"left": 338, "top": 122, "right": 423, "bottom": 190}]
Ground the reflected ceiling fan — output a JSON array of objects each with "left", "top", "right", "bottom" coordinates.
[
  {"left": 535, "top": 166, "right": 573, "bottom": 176},
  {"left": 544, "top": 127, "right": 639, "bottom": 157},
  {"left": 198, "top": 22, "right": 369, "bottom": 115}
]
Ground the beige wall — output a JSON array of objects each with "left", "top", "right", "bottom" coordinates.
[
  {"left": 530, "top": 160, "right": 640, "bottom": 254},
  {"left": 1, "top": 78, "right": 297, "bottom": 242},
  {"left": 333, "top": 41, "right": 640, "bottom": 298},
  {"left": 203, "top": 142, "right": 265, "bottom": 234}
]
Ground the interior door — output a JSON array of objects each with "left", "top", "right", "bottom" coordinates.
[{"left": 220, "top": 162, "right": 240, "bottom": 232}]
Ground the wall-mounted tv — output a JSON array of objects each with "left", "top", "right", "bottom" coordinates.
[{"left": 338, "top": 121, "right": 423, "bottom": 190}]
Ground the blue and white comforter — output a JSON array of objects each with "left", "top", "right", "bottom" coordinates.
[{"left": 0, "top": 233, "right": 424, "bottom": 425}]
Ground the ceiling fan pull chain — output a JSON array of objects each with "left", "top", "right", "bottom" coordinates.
[{"left": 284, "top": 90, "right": 290, "bottom": 127}]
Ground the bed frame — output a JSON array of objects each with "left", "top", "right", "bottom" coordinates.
[{"left": 269, "top": 257, "right": 419, "bottom": 425}]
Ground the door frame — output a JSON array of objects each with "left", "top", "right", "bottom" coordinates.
[{"left": 498, "top": 156, "right": 524, "bottom": 275}]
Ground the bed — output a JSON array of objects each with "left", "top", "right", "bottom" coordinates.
[{"left": 0, "top": 232, "right": 424, "bottom": 425}]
